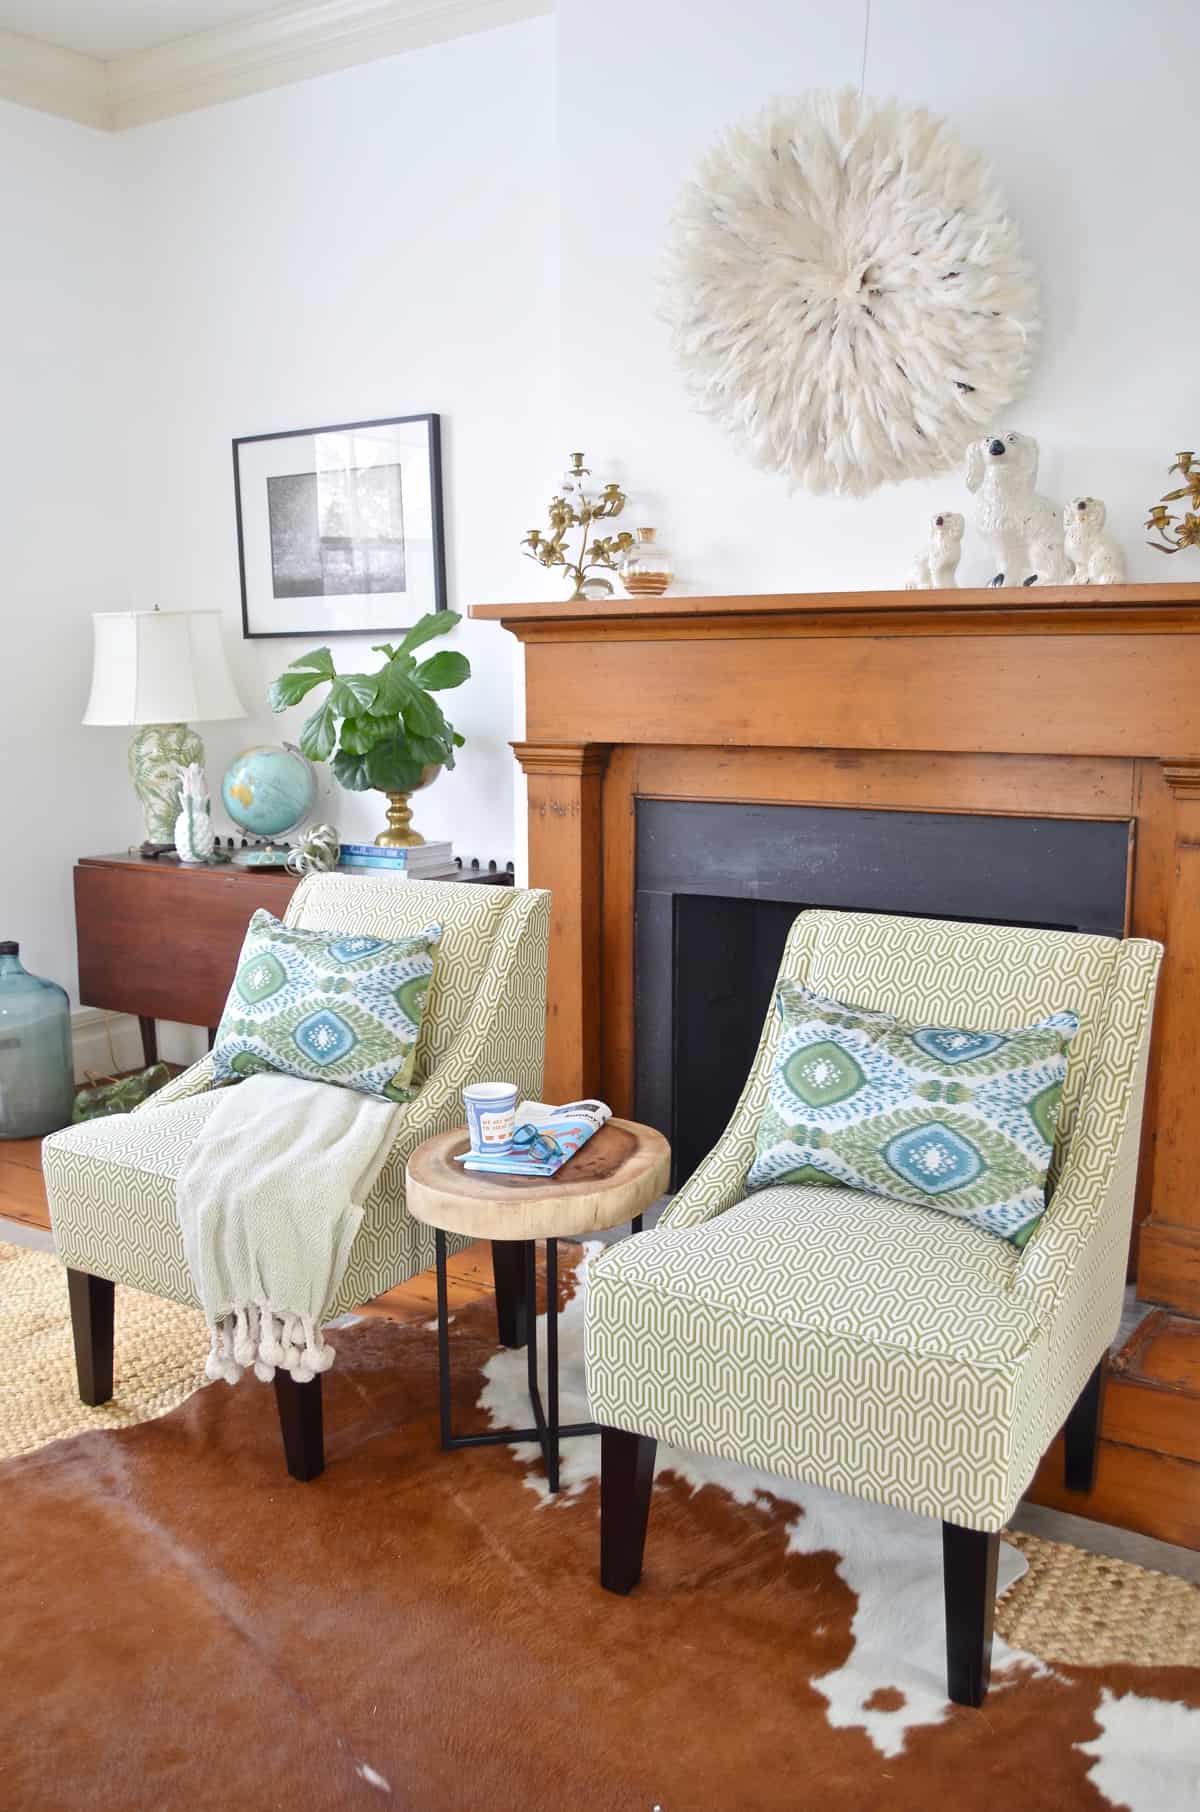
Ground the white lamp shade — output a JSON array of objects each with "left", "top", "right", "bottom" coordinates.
[{"left": 83, "top": 610, "right": 246, "bottom": 726}]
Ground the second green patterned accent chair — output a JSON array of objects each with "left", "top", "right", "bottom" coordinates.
[
  {"left": 587, "top": 911, "right": 1161, "bottom": 1708},
  {"left": 44, "top": 875, "right": 549, "bottom": 1480}
]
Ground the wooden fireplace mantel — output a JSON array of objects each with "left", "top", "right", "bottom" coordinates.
[{"left": 472, "top": 583, "right": 1200, "bottom": 1543}]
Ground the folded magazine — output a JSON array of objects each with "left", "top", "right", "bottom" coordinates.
[{"left": 456, "top": 1100, "right": 612, "bottom": 1178}]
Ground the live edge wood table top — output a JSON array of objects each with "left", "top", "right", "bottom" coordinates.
[{"left": 406, "top": 1120, "right": 670, "bottom": 1242}]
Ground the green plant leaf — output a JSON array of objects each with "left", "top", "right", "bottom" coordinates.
[
  {"left": 268, "top": 668, "right": 328, "bottom": 712},
  {"left": 299, "top": 698, "right": 337, "bottom": 761},
  {"left": 365, "top": 737, "right": 426, "bottom": 793},
  {"left": 330, "top": 749, "right": 373, "bottom": 791},
  {"left": 397, "top": 610, "right": 460, "bottom": 658},
  {"left": 412, "top": 649, "right": 470, "bottom": 691},
  {"left": 337, "top": 714, "right": 390, "bottom": 756},
  {"left": 405, "top": 735, "right": 448, "bottom": 768},
  {"left": 440, "top": 721, "right": 464, "bottom": 770},
  {"left": 288, "top": 647, "right": 335, "bottom": 676},
  {"left": 402, "top": 688, "right": 446, "bottom": 739},
  {"left": 369, "top": 659, "right": 419, "bottom": 719},
  {"left": 370, "top": 643, "right": 397, "bottom": 661},
  {"left": 330, "top": 673, "right": 378, "bottom": 716}
]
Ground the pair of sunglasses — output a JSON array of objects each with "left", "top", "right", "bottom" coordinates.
[{"left": 511, "top": 1124, "right": 564, "bottom": 1162}]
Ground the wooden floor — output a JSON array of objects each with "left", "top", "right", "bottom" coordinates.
[
  {"left": 5, "top": 1133, "right": 1199, "bottom": 1547},
  {"left": 0, "top": 1135, "right": 501, "bottom": 1327}
]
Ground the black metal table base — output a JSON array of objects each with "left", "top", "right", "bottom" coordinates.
[{"left": 434, "top": 1229, "right": 602, "bottom": 1493}]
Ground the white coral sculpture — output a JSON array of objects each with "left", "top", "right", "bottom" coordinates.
[{"left": 662, "top": 90, "right": 1040, "bottom": 497}]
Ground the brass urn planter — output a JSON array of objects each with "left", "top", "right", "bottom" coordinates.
[{"left": 376, "top": 764, "right": 442, "bottom": 847}]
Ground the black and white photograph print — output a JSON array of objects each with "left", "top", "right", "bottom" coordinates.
[{"left": 234, "top": 413, "right": 446, "bottom": 638}]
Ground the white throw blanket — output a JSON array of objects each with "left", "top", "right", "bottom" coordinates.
[{"left": 175, "top": 1074, "right": 402, "bottom": 1386}]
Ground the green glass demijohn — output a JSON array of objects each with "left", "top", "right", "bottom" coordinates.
[{"left": 0, "top": 942, "right": 74, "bottom": 1139}]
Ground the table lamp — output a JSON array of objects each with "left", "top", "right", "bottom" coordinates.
[{"left": 84, "top": 609, "right": 246, "bottom": 851}]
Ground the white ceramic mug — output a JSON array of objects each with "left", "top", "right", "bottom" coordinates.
[{"left": 463, "top": 1081, "right": 518, "bottom": 1152}]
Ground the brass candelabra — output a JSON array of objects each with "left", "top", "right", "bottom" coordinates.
[
  {"left": 522, "top": 452, "right": 635, "bottom": 599},
  {"left": 1146, "top": 452, "right": 1200, "bottom": 554}
]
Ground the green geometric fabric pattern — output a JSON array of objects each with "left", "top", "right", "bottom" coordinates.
[
  {"left": 586, "top": 910, "right": 1162, "bottom": 1531},
  {"left": 747, "top": 981, "right": 1080, "bottom": 1243},
  {"left": 211, "top": 909, "right": 441, "bottom": 1102},
  {"left": 44, "top": 877, "right": 549, "bottom": 1323}
]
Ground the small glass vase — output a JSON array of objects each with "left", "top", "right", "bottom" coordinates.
[
  {"left": 621, "top": 527, "right": 674, "bottom": 597},
  {"left": 0, "top": 942, "right": 74, "bottom": 1138}
]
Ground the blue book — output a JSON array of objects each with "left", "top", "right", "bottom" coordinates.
[
  {"left": 339, "top": 840, "right": 451, "bottom": 862},
  {"left": 340, "top": 853, "right": 452, "bottom": 870}
]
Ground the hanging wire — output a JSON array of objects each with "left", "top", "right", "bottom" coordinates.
[{"left": 859, "top": 0, "right": 872, "bottom": 96}]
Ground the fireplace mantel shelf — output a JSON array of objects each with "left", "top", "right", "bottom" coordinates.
[{"left": 470, "top": 580, "right": 1200, "bottom": 640}]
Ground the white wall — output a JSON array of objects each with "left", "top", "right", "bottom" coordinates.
[
  {"left": 557, "top": 0, "right": 1197, "bottom": 593},
  {"left": 0, "top": 102, "right": 130, "bottom": 1005},
  {"left": 114, "top": 17, "right": 557, "bottom": 864}
]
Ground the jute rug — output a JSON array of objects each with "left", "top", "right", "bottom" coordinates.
[
  {"left": 0, "top": 1246, "right": 1197, "bottom": 1811},
  {"left": 0, "top": 1240, "right": 207, "bottom": 1460}
]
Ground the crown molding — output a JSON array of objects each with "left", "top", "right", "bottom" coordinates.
[
  {"left": 0, "top": 0, "right": 553, "bottom": 133},
  {"left": 0, "top": 29, "right": 110, "bottom": 130}
]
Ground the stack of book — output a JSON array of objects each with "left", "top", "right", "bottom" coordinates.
[{"left": 338, "top": 840, "right": 457, "bottom": 880}]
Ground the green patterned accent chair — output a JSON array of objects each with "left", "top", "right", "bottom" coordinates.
[
  {"left": 587, "top": 911, "right": 1161, "bottom": 1708},
  {"left": 44, "top": 875, "right": 549, "bottom": 1479}
]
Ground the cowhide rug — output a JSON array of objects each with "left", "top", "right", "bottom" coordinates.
[{"left": 0, "top": 1251, "right": 1196, "bottom": 1811}]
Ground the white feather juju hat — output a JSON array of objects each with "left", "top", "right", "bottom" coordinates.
[{"left": 662, "top": 91, "right": 1039, "bottom": 497}]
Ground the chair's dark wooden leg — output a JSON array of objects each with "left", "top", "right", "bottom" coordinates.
[
  {"left": 601, "top": 1426, "right": 657, "bottom": 1595},
  {"left": 1063, "top": 1358, "right": 1106, "bottom": 1493},
  {"left": 491, "top": 1238, "right": 529, "bottom": 1349},
  {"left": 138, "top": 1016, "right": 158, "bottom": 1067},
  {"left": 67, "top": 1269, "right": 114, "bottom": 1406},
  {"left": 273, "top": 1371, "right": 324, "bottom": 1481},
  {"left": 942, "top": 1522, "right": 999, "bottom": 1708}
]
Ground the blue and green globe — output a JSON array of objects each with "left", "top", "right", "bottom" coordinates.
[{"left": 221, "top": 744, "right": 317, "bottom": 839}]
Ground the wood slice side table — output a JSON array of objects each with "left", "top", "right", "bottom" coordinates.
[{"left": 406, "top": 1119, "right": 670, "bottom": 1492}]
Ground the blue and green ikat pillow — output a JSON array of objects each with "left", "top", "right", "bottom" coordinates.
[
  {"left": 211, "top": 909, "right": 441, "bottom": 1103},
  {"left": 747, "top": 981, "right": 1080, "bottom": 1245}
]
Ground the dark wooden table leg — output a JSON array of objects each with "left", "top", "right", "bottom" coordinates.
[
  {"left": 138, "top": 1016, "right": 157, "bottom": 1067},
  {"left": 273, "top": 1371, "right": 324, "bottom": 1481},
  {"left": 601, "top": 1426, "right": 657, "bottom": 1594},
  {"left": 67, "top": 1269, "right": 115, "bottom": 1406},
  {"left": 942, "top": 1522, "right": 999, "bottom": 1707},
  {"left": 492, "top": 1237, "right": 529, "bottom": 1349}
]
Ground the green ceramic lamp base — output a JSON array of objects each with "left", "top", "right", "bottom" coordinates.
[{"left": 129, "top": 722, "right": 204, "bottom": 843}]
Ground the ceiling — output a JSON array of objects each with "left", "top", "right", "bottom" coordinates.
[{"left": 0, "top": 2, "right": 279, "bottom": 58}]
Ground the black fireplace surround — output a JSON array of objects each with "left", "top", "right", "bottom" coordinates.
[{"left": 634, "top": 799, "right": 1131, "bottom": 1187}]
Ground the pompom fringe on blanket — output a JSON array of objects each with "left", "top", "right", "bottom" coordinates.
[
  {"left": 661, "top": 89, "right": 1039, "bottom": 496},
  {"left": 205, "top": 1305, "right": 337, "bottom": 1386}
]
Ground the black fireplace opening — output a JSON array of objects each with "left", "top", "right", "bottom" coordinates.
[{"left": 635, "top": 799, "right": 1132, "bottom": 1188}]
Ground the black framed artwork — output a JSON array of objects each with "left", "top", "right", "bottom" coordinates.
[{"left": 233, "top": 413, "right": 447, "bottom": 639}]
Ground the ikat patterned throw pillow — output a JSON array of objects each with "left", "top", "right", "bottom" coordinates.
[
  {"left": 211, "top": 910, "right": 441, "bottom": 1102},
  {"left": 747, "top": 982, "right": 1080, "bottom": 1245}
]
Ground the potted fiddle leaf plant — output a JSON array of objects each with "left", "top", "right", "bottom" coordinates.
[{"left": 268, "top": 610, "right": 469, "bottom": 846}]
